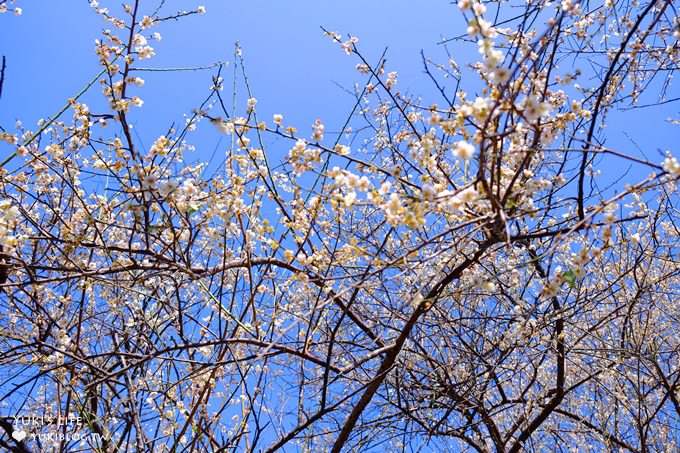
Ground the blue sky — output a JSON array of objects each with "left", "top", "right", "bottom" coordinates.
[
  {"left": 1, "top": 0, "right": 675, "bottom": 179},
  {"left": 0, "top": 1, "right": 467, "bottom": 163}
]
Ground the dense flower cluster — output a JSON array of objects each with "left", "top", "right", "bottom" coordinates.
[{"left": 0, "top": 1, "right": 678, "bottom": 452}]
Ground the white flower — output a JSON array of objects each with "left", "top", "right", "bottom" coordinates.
[
  {"left": 379, "top": 181, "right": 392, "bottom": 196},
  {"left": 467, "top": 18, "right": 495, "bottom": 38},
  {"left": 311, "top": 119, "right": 324, "bottom": 141},
  {"left": 141, "top": 173, "right": 158, "bottom": 190},
  {"left": 459, "top": 186, "right": 479, "bottom": 203},
  {"left": 520, "top": 95, "right": 551, "bottom": 123},
  {"left": 273, "top": 114, "right": 283, "bottom": 126},
  {"left": 55, "top": 329, "right": 72, "bottom": 347},
  {"left": 483, "top": 49, "right": 503, "bottom": 70},
  {"left": 132, "top": 34, "right": 147, "bottom": 46},
  {"left": 389, "top": 164, "right": 403, "bottom": 178},
  {"left": 472, "top": 2, "right": 486, "bottom": 15},
  {"left": 136, "top": 45, "right": 155, "bottom": 60},
  {"left": 561, "top": 0, "right": 581, "bottom": 13},
  {"left": 181, "top": 178, "right": 200, "bottom": 196},
  {"left": 217, "top": 121, "right": 234, "bottom": 134},
  {"left": 662, "top": 154, "right": 680, "bottom": 177},
  {"left": 197, "top": 6, "right": 206, "bottom": 14},
  {"left": 481, "top": 281, "right": 496, "bottom": 292},
  {"left": 540, "top": 280, "right": 559, "bottom": 298},
  {"left": 343, "top": 190, "right": 357, "bottom": 207},
  {"left": 159, "top": 179, "right": 179, "bottom": 198},
  {"left": 421, "top": 184, "right": 436, "bottom": 201},
  {"left": 453, "top": 140, "right": 475, "bottom": 160},
  {"left": 140, "top": 16, "right": 154, "bottom": 29},
  {"left": 356, "top": 176, "right": 371, "bottom": 192},
  {"left": 247, "top": 97, "right": 257, "bottom": 112},
  {"left": 490, "top": 67, "right": 511, "bottom": 84},
  {"left": 385, "top": 71, "right": 398, "bottom": 89},
  {"left": 334, "top": 144, "right": 350, "bottom": 156},
  {"left": 340, "top": 36, "right": 358, "bottom": 55}
]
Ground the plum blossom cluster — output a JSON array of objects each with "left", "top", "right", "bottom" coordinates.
[
  {"left": 324, "top": 30, "right": 360, "bottom": 56},
  {"left": 1, "top": 2, "right": 679, "bottom": 452},
  {"left": 288, "top": 139, "right": 321, "bottom": 176},
  {"left": 458, "top": 0, "right": 495, "bottom": 38},
  {"left": 662, "top": 153, "right": 680, "bottom": 177},
  {"left": 0, "top": 200, "right": 21, "bottom": 249},
  {"left": 0, "top": 2, "right": 21, "bottom": 15},
  {"left": 477, "top": 38, "right": 510, "bottom": 85},
  {"left": 328, "top": 166, "right": 371, "bottom": 209}
]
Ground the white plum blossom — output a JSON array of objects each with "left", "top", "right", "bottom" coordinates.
[
  {"left": 520, "top": 95, "right": 551, "bottom": 123},
  {"left": 662, "top": 153, "right": 680, "bottom": 177},
  {"left": 385, "top": 71, "right": 398, "bottom": 89},
  {"left": 453, "top": 140, "right": 475, "bottom": 160},
  {"left": 421, "top": 184, "right": 436, "bottom": 201}
]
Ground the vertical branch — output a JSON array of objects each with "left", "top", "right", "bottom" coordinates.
[{"left": 0, "top": 56, "right": 6, "bottom": 100}]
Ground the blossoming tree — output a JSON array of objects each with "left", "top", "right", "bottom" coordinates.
[{"left": 1, "top": 0, "right": 679, "bottom": 451}]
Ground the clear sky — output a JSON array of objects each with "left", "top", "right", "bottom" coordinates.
[
  {"left": 0, "top": 1, "right": 676, "bottom": 187},
  {"left": 1, "top": 1, "right": 468, "bottom": 165}
]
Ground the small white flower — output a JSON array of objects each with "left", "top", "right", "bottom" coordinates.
[
  {"left": 453, "top": 140, "right": 475, "bottom": 160},
  {"left": 385, "top": 71, "right": 398, "bottom": 89},
  {"left": 132, "top": 34, "right": 147, "bottom": 46},
  {"left": 490, "top": 67, "right": 510, "bottom": 84},
  {"left": 136, "top": 45, "right": 155, "bottom": 60},
  {"left": 140, "top": 16, "right": 154, "bottom": 29},
  {"left": 334, "top": 144, "right": 350, "bottom": 156},
  {"left": 520, "top": 95, "right": 551, "bottom": 123},
  {"left": 159, "top": 179, "right": 179, "bottom": 198},
  {"left": 247, "top": 97, "right": 257, "bottom": 111},
  {"left": 472, "top": 2, "right": 486, "bottom": 16},
  {"left": 217, "top": 121, "right": 234, "bottom": 134},
  {"left": 343, "top": 190, "right": 357, "bottom": 207},
  {"left": 141, "top": 173, "right": 158, "bottom": 190},
  {"left": 662, "top": 154, "right": 680, "bottom": 177},
  {"left": 421, "top": 184, "right": 436, "bottom": 201},
  {"left": 389, "top": 164, "right": 403, "bottom": 178},
  {"left": 311, "top": 119, "right": 324, "bottom": 141}
]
